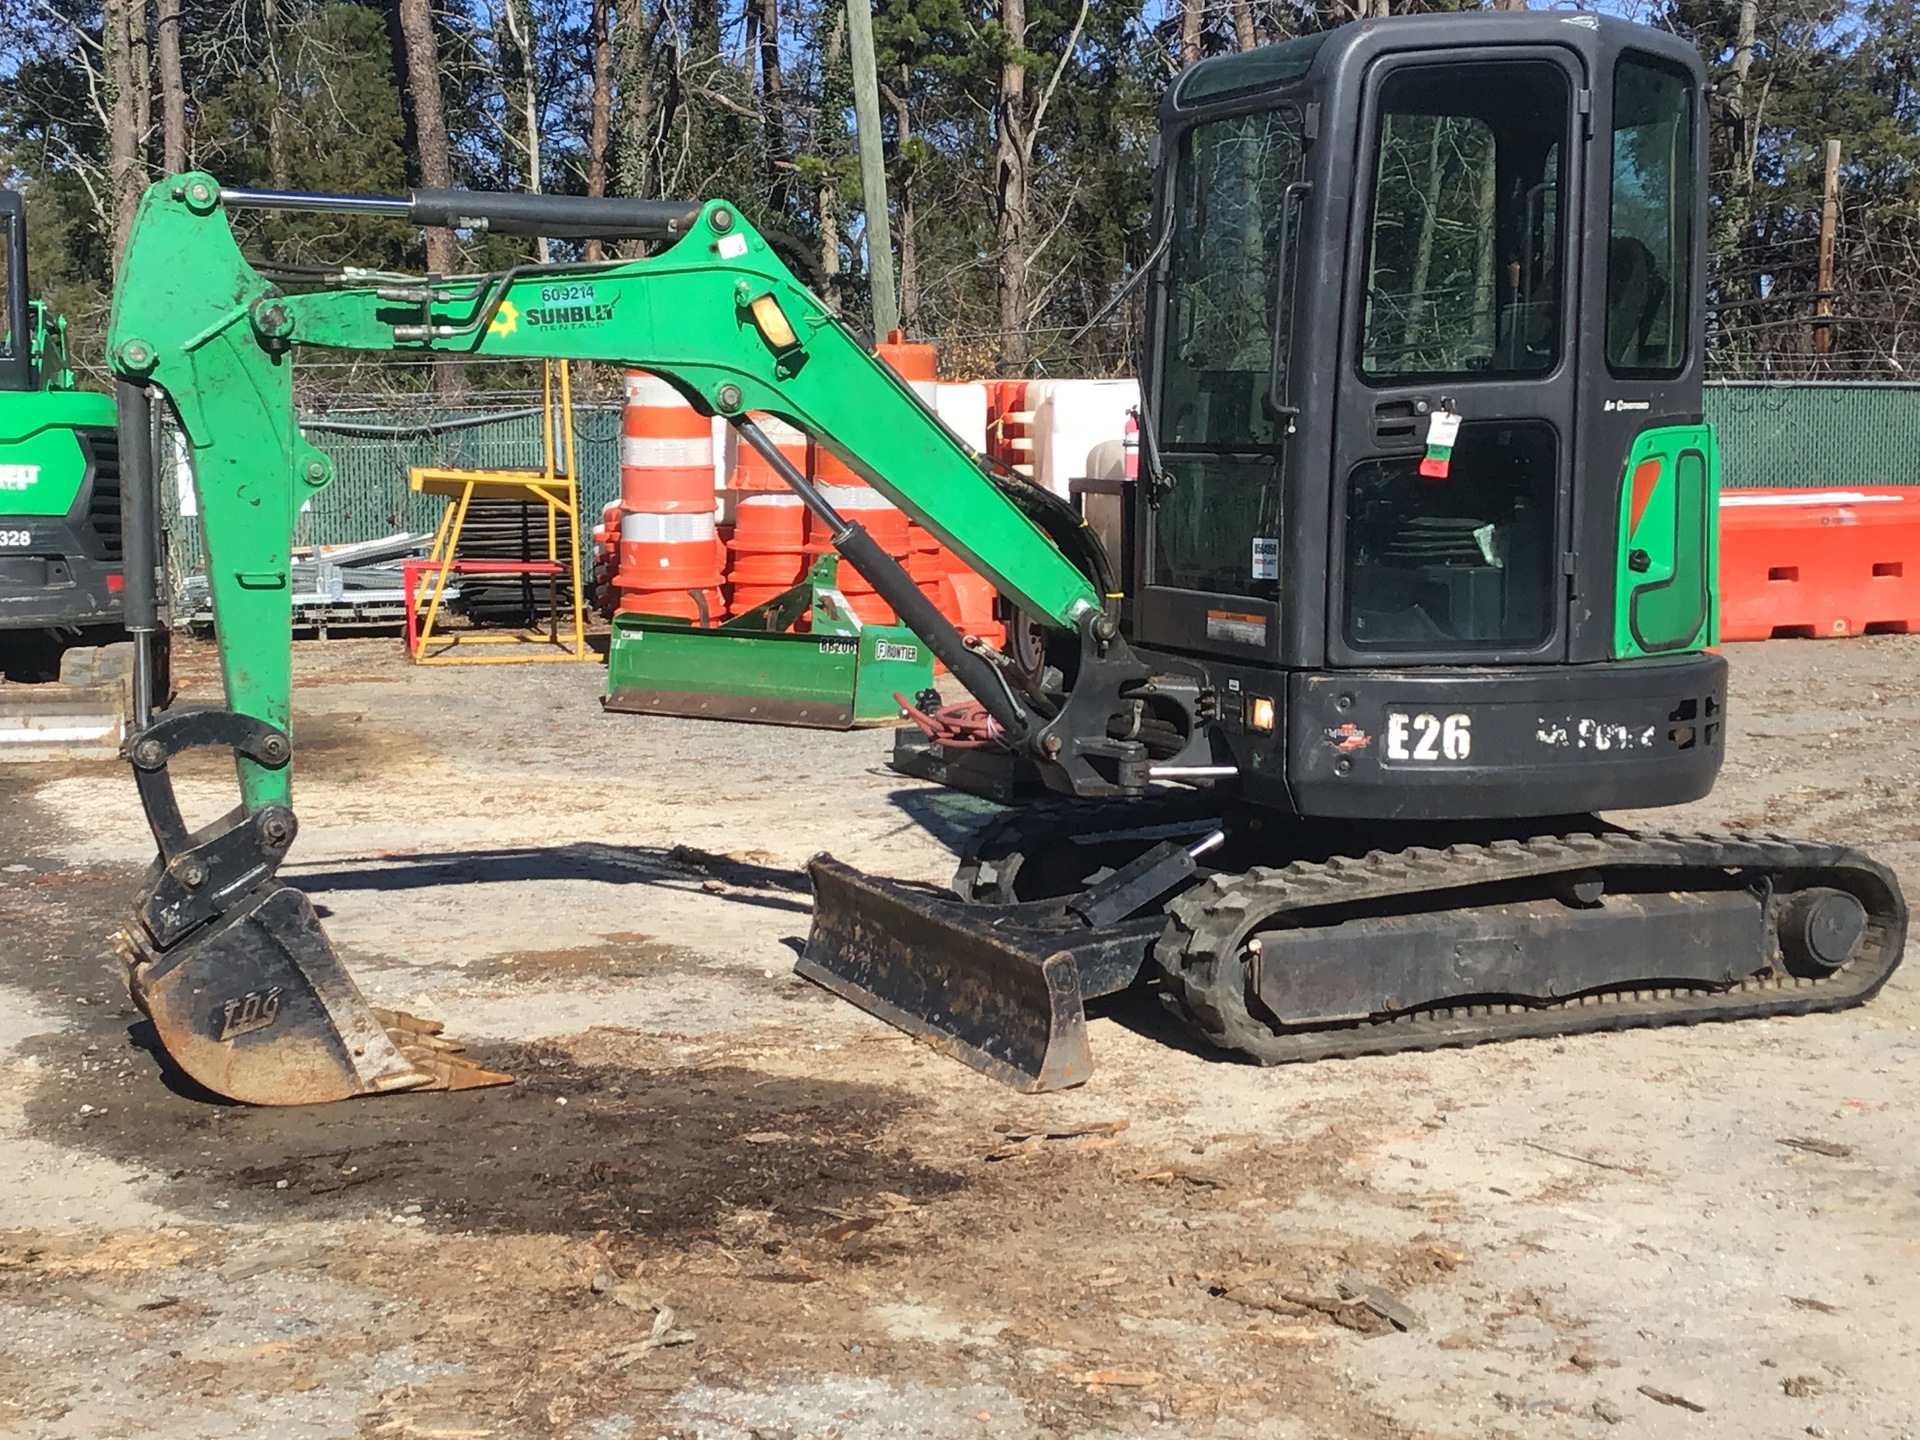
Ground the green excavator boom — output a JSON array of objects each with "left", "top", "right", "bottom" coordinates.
[{"left": 108, "top": 175, "right": 1105, "bottom": 811}]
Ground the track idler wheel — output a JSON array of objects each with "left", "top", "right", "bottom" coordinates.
[
  {"left": 116, "top": 710, "right": 511, "bottom": 1105},
  {"left": 1777, "top": 887, "right": 1868, "bottom": 976}
]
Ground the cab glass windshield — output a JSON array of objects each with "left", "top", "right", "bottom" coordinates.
[{"left": 1360, "top": 62, "right": 1569, "bottom": 380}]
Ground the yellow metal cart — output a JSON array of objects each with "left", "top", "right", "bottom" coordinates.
[{"left": 405, "top": 361, "right": 591, "bottom": 664}]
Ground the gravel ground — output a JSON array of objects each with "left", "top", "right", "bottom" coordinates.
[{"left": 1, "top": 632, "right": 1917, "bottom": 1440}]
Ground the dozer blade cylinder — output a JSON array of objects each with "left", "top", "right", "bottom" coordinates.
[
  {"left": 799, "top": 856, "right": 1093, "bottom": 1092},
  {"left": 122, "top": 880, "right": 509, "bottom": 1105}
]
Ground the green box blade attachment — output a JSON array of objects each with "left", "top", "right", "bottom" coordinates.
[{"left": 603, "top": 561, "right": 934, "bottom": 730}]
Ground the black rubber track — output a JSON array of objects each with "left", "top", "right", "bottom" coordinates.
[{"left": 1155, "top": 831, "right": 1908, "bottom": 1064}]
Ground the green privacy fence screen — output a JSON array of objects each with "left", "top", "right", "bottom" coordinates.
[
  {"left": 1705, "top": 383, "right": 1920, "bottom": 490},
  {"left": 158, "top": 382, "right": 1920, "bottom": 600}
]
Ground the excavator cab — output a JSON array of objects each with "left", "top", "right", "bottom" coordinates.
[{"left": 1127, "top": 16, "right": 1720, "bottom": 822}]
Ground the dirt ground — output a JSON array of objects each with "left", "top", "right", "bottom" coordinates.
[{"left": 2, "top": 632, "right": 1918, "bottom": 1440}]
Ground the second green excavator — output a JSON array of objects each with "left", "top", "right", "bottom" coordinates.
[{"left": 103, "top": 12, "right": 1903, "bottom": 1104}]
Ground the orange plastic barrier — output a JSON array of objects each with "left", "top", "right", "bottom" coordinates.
[
  {"left": 986, "top": 379, "right": 1034, "bottom": 475},
  {"left": 876, "top": 331, "right": 938, "bottom": 383},
  {"left": 1719, "top": 486, "right": 1920, "bottom": 641}
]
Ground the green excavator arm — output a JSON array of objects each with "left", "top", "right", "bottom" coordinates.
[{"left": 102, "top": 174, "right": 1141, "bottom": 1106}]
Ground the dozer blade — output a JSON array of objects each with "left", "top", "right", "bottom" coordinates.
[
  {"left": 799, "top": 856, "right": 1094, "bottom": 1092},
  {"left": 120, "top": 879, "right": 512, "bottom": 1106}
]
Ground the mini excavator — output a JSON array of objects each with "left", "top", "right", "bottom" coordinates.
[{"left": 105, "top": 13, "right": 1905, "bottom": 1104}]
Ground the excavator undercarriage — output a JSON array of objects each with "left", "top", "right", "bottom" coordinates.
[{"left": 808, "top": 797, "right": 1906, "bottom": 1090}]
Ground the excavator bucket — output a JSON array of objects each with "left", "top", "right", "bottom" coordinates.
[
  {"left": 118, "top": 881, "right": 510, "bottom": 1105},
  {"left": 119, "top": 709, "right": 511, "bottom": 1106}
]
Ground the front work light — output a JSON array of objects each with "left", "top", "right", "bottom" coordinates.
[{"left": 750, "top": 294, "right": 800, "bottom": 352}]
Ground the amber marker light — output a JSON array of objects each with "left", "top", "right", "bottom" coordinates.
[
  {"left": 1248, "top": 696, "right": 1276, "bottom": 732},
  {"left": 749, "top": 293, "right": 800, "bottom": 352}
]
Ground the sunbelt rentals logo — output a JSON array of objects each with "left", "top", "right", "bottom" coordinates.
[{"left": 0, "top": 464, "right": 41, "bottom": 491}]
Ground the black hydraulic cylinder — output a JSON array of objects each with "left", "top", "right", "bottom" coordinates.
[
  {"left": 219, "top": 185, "right": 704, "bottom": 243},
  {"left": 732, "top": 417, "right": 1032, "bottom": 742},
  {"left": 408, "top": 190, "right": 703, "bottom": 242},
  {"left": 115, "top": 380, "right": 160, "bottom": 726}
]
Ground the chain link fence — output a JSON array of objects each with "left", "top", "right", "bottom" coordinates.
[
  {"left": 154, "top": 380, "right": 1920, "bottom": 610},
  {"left": 158, "top": 397, "right": 627, "bottom": 612}
]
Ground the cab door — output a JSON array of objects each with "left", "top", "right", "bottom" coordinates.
[
  {"left": 1327, "top": 48, "right": 1587, "bottom": 668},
  {"left": 1137, "top": 103, "right": 1308, "bottom": 661}
]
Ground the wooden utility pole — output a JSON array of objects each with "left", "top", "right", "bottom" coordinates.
[
  {"left": 845, "top": 0, "right": 899, "bottom": 339},
  {"left": 502, "top": 0, "right": 548, "bottom": 264},
  {"left": 1815, "top": 137, "right": 1840, "bottom": 358}
]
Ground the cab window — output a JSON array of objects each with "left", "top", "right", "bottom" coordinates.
[
  {"left": 1608, "top": 55, "right": 1693, "bottom": 375},
  {"left": 1360, "top": 63, "right": 1569, "bottom": 380}
]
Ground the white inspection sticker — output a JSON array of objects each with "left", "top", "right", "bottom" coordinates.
[
  {"left": 1251, "top": 537, "right": 1279, "bottom": 580},
  {"left": 716, "top": 232, "right": 750, "bottom": 260}
]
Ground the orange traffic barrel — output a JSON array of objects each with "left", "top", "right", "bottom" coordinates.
[
  {"left": 731, "top": 493, "right": 807, "bottom": 553},
  {"left": 727, "top": 494, "right": 809, "bottom": 601},
  {"left": 731, "top": 414, "right": 811, "bottom": 493},
  {"left": 616, "top": 511, "right": 724, "bottom": 590},
  {"left": 813, "top": 441, "right": 864, "bottom": 487},
  {"left": 809, "top": 491, "right": 911, "bottom": 558},
  {"left": 617, "top": 584, "right": 725, "bottom": 625},
  {"left": 622, "top": 370, "right": 714, "bottom": 514},
  {"left": 802, "top": 497, "right": 906, "bottom": 626}
]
